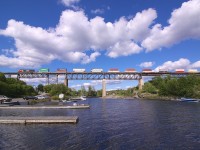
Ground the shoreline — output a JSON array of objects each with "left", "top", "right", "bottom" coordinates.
[{"left": 101, "top": 95, "right": 179, "bottom": 101}]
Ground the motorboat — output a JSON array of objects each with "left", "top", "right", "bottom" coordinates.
[
  {"left": 69, "top": 96, "right": 86, "bottom": 101},
  {"left": 179, "top": 98, "right": 199, "bottom": 102},
  {"left": 2, "top": 101, "right": 20, "bottom": 105}
]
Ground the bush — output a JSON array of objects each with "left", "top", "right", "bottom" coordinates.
[{"left": 51, "top": 95, "right": 59, "bottom": 100}]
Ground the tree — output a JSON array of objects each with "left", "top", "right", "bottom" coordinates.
[
  {"left": 0, "top": 81, "right": 8, "bottom": 95},
  {"left": 37, "top": 84, "right": 44, "bottom": 92},
  {"left": 97, "top": 89, "right": 102, "bottom": 97},
  {"left": 43, "top": 85, "right": 52, "bottom": 93},
  {"left": 81, "top": 86, "right": 87, "bottom": 96},
  {"left": 87, "top": 85, "right": 97, "bottom": 97},
  {"left": 0, "top": 73, "right": 6, "bottom": 82},
  {"left": 143, "top": 82, "right": 157, "bottom": 94}
]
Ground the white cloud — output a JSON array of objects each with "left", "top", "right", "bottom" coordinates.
[
  {"left": 142, "top": 0, "right": 200, "bottom": 51},
  {"left": 191, "top": 61, "right": 200, "bottom": 68},
  {"left": 91, "top": 9, "right": 105, "bottom": 14},
  {"left": 0, "top": 8, "right": 157, "bottom": 68},
  {"left": 60, "top": 0, "right": 80, "bottom": 8},
  {"left": 154, "top": 58, "right": 200, "bottom": 72},
  {"left": 139, "top": 61, "right": 154, "bottom": 68},
  {"left": 1, "top": 0, "right": 200, "bottom": 69},
  {"left": 21, "top": 78, "right": 47, "bottom": 85},
  {"left": 91, "top": 6, "right": 110, "bottom": 15},
  {"left": 107, "top": 41, "right": 143, "bottom": 58},
  {"left": 71, "top": 84, "right": 82, "bottom": 88},
  {"left": 127, "top": 8, "right": 157, "bottom": 42},
  {"left": 81, "top": 52, "right": 101, "bottom": 64}
]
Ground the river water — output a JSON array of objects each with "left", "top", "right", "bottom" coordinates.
[{"left": 0, "top": 98, "right": 200, "bottom": 150}]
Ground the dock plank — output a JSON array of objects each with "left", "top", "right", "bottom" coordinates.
[{"left": 0, "top": 105, "right": 90, "bottom": 109}]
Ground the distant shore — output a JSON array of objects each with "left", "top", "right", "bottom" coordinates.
[{"left": 102, "top": 94, "right": 179, "bottom": 101}]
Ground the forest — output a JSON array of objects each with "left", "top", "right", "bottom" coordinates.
[{"left": 142, "top": 75, "right": 200, "bottom": 98}]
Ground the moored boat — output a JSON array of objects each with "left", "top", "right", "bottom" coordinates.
[
  {"left": 69, "top": 96, "right": 86, "bottom": 101},
  {"left": 179, "top": 98, "right": 199, "bottom": 102}
]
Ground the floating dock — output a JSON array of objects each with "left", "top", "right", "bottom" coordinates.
[
  {"left": 0, "top": 116, "right": 78, "bottom": 124},
  {"left": 0, "top": 105, "right": 90, "bottom": 109}
]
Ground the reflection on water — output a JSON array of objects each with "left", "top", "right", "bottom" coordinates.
[{"left": 0, "top": 98, "right": 200, "bottom": 149}]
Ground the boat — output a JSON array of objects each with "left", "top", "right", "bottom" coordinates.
[
  {"left": 179, "top": 98, "right": 199, "bottom": 102},
  {"left": 2, "top": 101, "right": 20, "bottom": 105},
  {"left": 69, "top": 96, "right": 86, "bottom": 101}
]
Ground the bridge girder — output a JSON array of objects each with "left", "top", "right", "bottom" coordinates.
[{"left": 3, "top": 72, "right": 200, "bottom": 80}]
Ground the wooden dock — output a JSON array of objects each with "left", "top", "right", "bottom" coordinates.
[
  {"left": 0, "top": 105, "right": 90, "bottom": 109},
  {"left": 0, "top": 116, "right": 78, "bottom": 124}
]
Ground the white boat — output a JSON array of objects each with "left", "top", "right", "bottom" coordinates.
[
  {"left": 69, "top": 96, "right": 86, "bottom": 101},
  {"left": 179, "top": 98, "right": 199, "bottom": 102}
]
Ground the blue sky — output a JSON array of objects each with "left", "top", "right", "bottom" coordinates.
[{"left": 0, "top": 0, "right": 200, "bottom": 90}]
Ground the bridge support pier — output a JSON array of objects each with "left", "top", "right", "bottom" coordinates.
[
  {"left": 56, "top": 75, "right": 58, "bottom": 84},
  {"left": 138, "top": 78, "right": 144, "bottom": 90},
  {"left": 47, "top": 75, "right": 50, "bottom": 85},
  {"left": 17, "top": 75, "right": 20, "bottom": 80},
  {"left": 102, "top": 79, "right": 106, "bottom": 98},
  {"left": 64, "top": 78, "right": 68, "bottom": 87}
]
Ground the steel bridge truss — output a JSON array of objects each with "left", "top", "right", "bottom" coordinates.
[
  {"left": 4, "top": 72, "right": 200, "bottom": 80},
  {"left": 66, "top": 72, "right": 142, "bottom": 80}
]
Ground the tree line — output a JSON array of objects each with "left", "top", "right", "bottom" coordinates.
[
  {"left": 142, "top": 75, "right": 200, "bottom": 98},
  {"left": 37, "top": 84, "right": 102, "bottom": 99},
  {"left": 0, "top": 73, "right": 36, "bottom": 97}
]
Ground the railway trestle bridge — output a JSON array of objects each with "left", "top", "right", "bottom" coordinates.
[{"left": 4, "top": 72, "right": 200, "bottom": 97}]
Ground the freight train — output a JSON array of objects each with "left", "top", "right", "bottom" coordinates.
[{"left": 17, "top": 68, "right": 199, "bottom": 73}]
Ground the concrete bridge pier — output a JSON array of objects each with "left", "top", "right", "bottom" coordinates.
[
  {"left": 138, "top": 78, "right": 144, "bottom": 90},
  {"left": 47, "top": 75, "right": 50, "bottom": 85},
  {"left": 64, "top": 78, "right": 68, "bottom": 87},
  {"left": 17, "top": 75, "right": 20, "bottom": 80},
  {"left": 102, "top": 79, "right": 106, "bottom": 98},
  {"left": 56, "top": 75, "right": 58, "bottom": 84}
]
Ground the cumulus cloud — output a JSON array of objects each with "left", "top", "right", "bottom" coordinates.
[
  {"left": 91, "top": 6, "right": 110, "bottom": 15},
  {"left": 139, "top": 61, "right": 154, "bottom": 68},
  {"left": 0, "top": 8, "right": 157, "bottom": 68},
  {"left": 60, "top": 0, "right": 80, "bottom": 8},
  {"left": 71, "top": 80, "right": 122, "bottom": 90},
  {"left": 107, "top": 41, "right": 142, "bottom": 58},
  {"left": 154, "top": 58, "right": 200, "bottom": 72},
  {"left": 142, "top": 0, "right": 200, "bottom": 51},
  {"left": 21, "top": 75, "right": 66, "bottom": 85},
  {"left": 2, "top": 0, "right": 200, "bottom": 69},
  {"left": 91, "top": 9, "right": 105, "bottom": 14},
  {"left": 191, "top": 61, "right": 200, "bottom": 68}
]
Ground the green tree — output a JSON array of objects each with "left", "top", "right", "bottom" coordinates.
[
  {"left": 0, "top": 81, "right": 8, "bottom": 95},
  {"left": 0, "top": 73, "right": 6, "bottom": 82},
  {"left": 97, "top": 89, "right": 102, "bottom": 97},
  {"left": 87, "top": 86, "right": 97, "bottom": 97},
  {"left": 143, "top": 82, "right": 157, "bottom": 94},
  {"left": 43, "top": 85, "right": 52, "bottom": 93},
  {"left": 49, "top": 84, "right": 67, "bottom": 96},
  {"left": 37, "top": 84, "right": 44, "bottom": 92},
  {"left": 81, "top": 86, "right": 87, "bottom": 96}
]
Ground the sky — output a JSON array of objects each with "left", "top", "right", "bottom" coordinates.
[{"left": 0, "top": 0, "right": 200, "bottom": 90}]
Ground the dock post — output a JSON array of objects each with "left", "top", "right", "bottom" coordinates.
[
  {"left": 138, "top": 78, "right": 144, "bottom": 90},
  {"left": 102, "top": 79, "right": 106, "bottom": 98}
]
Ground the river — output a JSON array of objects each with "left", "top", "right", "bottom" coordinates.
[{"left": 0, "top": 98, "right": 200, "bottom": 150}]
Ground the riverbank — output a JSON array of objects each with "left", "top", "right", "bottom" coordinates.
[{"left": 103, "top": 93, "right": 178, "bottom": 101}]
